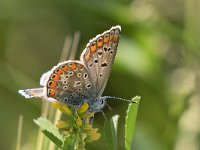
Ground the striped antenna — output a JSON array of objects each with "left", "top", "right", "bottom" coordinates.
[{"left": 103, "top": 96, "right": 137, "bottom": 104}]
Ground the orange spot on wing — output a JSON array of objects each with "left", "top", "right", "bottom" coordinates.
[
  {"left": 84, "top": 50, "right": 91, "bottom": 61},
  {"left": 109, "top": 30, "right": 114, "bottom": 41},
  {"left": 48, "top": 80, "right": 57, "bottom": 88},
  {"left": 70, "top": 63, "right": 77, "bottom": 70},
  {"left": 77, "top": 64, "right": 84, "bottom": 69},
  {"left": 90, "top": 42, "right": 97, "bottom": 52},
  {"left": 54, "top": 68, "right": 63, "bottom": 74},
  {"left": 97, "top": 37, "right": 103, "bottom": 47},
  {"left": 48, "top": 89, "right": 56, "bottom": 97},
  {"left": 104, "top": 34, "right": 109, "bottom": 43},
  {"left": 51, "top": 74, "right": 60, "bottom": 81},
  {"left": 60, "top": 65, "right": 69, "bottom": 71}
]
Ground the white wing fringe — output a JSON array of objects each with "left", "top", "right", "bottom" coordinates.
[{"left": 18, "top": 88, "right": 44, "bottom": 99}]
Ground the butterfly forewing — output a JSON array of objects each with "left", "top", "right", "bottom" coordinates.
[
  {"left": 80, "top": 26, "right": 121, "bottom": 97},
  {"left": 45, "top": 61, "right": 97, "bottom": 105}
]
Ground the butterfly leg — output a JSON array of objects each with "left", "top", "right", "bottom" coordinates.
[
  {"left": 90, "top": 113, "right": 95, "bottom": 124},
  {"left": 74, "top": 101, "right": 85, "bottom": 113},
  {"left": 101, "top": 110, "right": 107, "bottom": 120},
  {"left": 106, "top": 103, "right": 113, "bottom": 112}
]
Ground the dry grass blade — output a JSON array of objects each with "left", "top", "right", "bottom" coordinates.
[
  {"left": 36, "top": 101, "right": 50, "bottom": 150},
  {"left": 69, "top": 31, "right": 81, "bottom": 60},
  {"left": 16, "top": 115, "right": 23, "bottom": 150},
  {"left": 48, "top": 31, "right": 80, "bottom": 150},
  {"left": 59, "top": 36, "right": 73, "bottom": 62}
]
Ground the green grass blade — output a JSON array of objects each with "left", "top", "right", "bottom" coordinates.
[
  {"left": 34, "top": 117, "right": 63, "bottom": 148},
  {"left": 63, "top": 136, "right": 75, "bottom": 150},
  {"left": 103, "top": 115, "right": 120, "bottom": 150},
  {"left": 125, "top": 96, "right": 141, "bottom": 150}
]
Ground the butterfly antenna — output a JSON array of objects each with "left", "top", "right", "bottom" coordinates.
[{"left": 103, "top": 96, "right": 137, "bottom": 104}]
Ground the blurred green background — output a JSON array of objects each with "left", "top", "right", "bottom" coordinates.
[{"left": 0, "top": 0, "right": 200, "bottom": 149}]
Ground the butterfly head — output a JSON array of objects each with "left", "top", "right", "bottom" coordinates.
[
  {"left": 88, "top": 97, "right": 107, "bottom": 112},
  {"left": 88, "top": 96, "right": 137, "bottom": 112}
]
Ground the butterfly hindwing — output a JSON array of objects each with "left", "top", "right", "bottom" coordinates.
[{"left": 44, "top": 61, "right": 97, "bottom": 105}]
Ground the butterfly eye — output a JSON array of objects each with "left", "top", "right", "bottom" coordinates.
[
  {"left": 94, "top": 59, "right": 98, "bottom": 63},
  {"left": 101, "top": 100, "right": 104, "bottom": 104}
]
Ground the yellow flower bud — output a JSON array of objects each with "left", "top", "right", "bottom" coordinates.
[
  {"left": 56, "top": 120, "right": 71, "bottom": 129},
  {"left": 85, "top": 131, "right": 101, "bottom": 142},
  {"left": 78, "top": 102, "right": 89, "bottom": 114},
  {"left": 52, "top": 102, "right": 65, "bottom": 112},
  {"left": 75, "top": 116, "right": 82, "bottom": 127},
  {"left": 82, "top": 133, "right": 87, "bottom": 141},
  {"left": 62, "top": 105, "right": 72, "bottom": 116}
]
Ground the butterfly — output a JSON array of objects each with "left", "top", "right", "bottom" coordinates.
[{"left": 19, "top": 25, "right": 133, "bottom": 112}]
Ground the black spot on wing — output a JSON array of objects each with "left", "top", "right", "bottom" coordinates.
[{"left": 101, "top": 63, "right": 107, "bottom": 67}]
